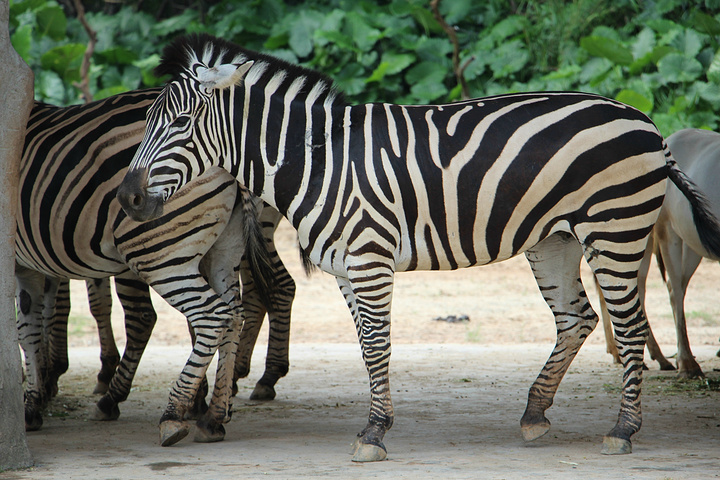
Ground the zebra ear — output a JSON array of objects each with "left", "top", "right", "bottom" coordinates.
[{"left": 197, "top": 61, "right": 254, "bottom": 91}]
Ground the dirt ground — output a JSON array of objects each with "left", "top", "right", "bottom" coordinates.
[{"left": 5, "top": 218, "right": 720, "bottom": 479}]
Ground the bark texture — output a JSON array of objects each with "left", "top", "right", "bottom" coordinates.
[{"left": 0, "top": 0, "right": 34, "bottom": 470}]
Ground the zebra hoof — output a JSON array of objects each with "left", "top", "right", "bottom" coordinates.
[
  {"left": 601, "top": 436, "right": 632, "bottom": 455},
  {"left": 93, "top": 396, "right": 120, "bottom": 421},
  {"left": 249, "top": 383, "right": 276, "bottom": 401},
  {"left": 521, "top": 420, "right": 551, "bottom": 441},
  {"left": 194, "top": 423, "right": 226, "bottom": 443},
  {"left": 352, "top": 442, "right": 387, "bottom": 462},
  {"left": 91, "top": 405, "right": 120, "bottom": 421},
  {"left": 93, "top": 381, "right": 110, "bottom": 395},
  {"left": 25, "top": 410, "right": 43, "bottom": 432},
  {"left": 160, "top": 420, "right": 191, "bottom": 447}
]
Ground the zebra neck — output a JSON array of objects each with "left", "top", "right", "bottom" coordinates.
[{"left": 237, "top": 86, "right": 346, "bottom": 230}]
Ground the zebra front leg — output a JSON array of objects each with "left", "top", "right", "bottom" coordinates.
[
  {"left": 156, "top": 283, "right": 237, "bottom": 446},
  {"left": 337, "top": 263, "right": 395, "bottom": 463},
  {"left": 93, "top": 275, "right": 157, "bottom": 421},
  {"left": 15, "top": 266, "right": 48, "bottom": 431},
  {"left": 521, "top": 233, "right": 598, "bottom": 442},
  {"left": 195, "top": 319, "right": 241, "bottom": 443},
  {"left": 194, "top": 236, "right": 244, "bottom": 443}
]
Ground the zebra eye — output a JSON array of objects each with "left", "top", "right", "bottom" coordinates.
[{"left": 171, "top": 115, "right": 191, "bottom": 129}]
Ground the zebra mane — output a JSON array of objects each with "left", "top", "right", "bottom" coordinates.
[{"left": 156, "top": 33, "right": 346, "bottom": 105}]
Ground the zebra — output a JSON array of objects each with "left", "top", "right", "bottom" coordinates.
[
  {"left": 17, "top": 90, "right": 294, "bottom": 443},
  {"left": 602, "top": 128, "right": 720, "bottom": 377},
  {"left": 35, "top": 277, "right": 125, "bottom": 401},
  {"left": 116, "top": 33, "right": 720, "bottom": 461}
]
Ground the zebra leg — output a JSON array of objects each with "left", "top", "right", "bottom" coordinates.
[
  {"left": 521, "top": 233, "right": 598, "bottom": 442},
  {"left": 194, "top": 222, "right": 244, "bottom": 443},
  {"left": 235, "top": 232, "right": 294, "bottom": 401},
  {"left": 93, "top": 274, "right": 157, "bottom": 421},
  {"left": 86, "top": 278, "right": 120, "bottom": 395},
  {"left": 156, "top": 285, "right": 237, "bottom": 446},
  {"left": 585, "top": 235, "right": 650, "bottom": 455},
  {"left": 15, "top": 265, "right": 48, "bottom": 431},
  {"left": 336, "top": 263, "right": 395, "bottom": 463},
  {"left": 44, "top": 279, "right": 70, "bottom": 399},
  {"left": 184, "top": 322, "right": 209, "bottom": 420}
]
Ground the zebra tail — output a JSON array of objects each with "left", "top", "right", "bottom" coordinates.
[
  {"left": 652, "top": 236, "right": 667, "bottom": 283},
  {"left": 665, "top": 144, "right": 720, "bottom": 258},
  {"left": 298, "top": 244, "right": 318, "bottom": 277},
  {"left": 239, "top": 188, "right": 278, "bottom": 313}
]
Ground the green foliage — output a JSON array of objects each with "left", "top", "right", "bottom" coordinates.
[{"left": 8, "top": 0, "right": 720, "bottom": 136}]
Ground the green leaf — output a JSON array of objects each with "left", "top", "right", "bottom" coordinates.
[
  {"left": 35, "top": 70, "right": 67, "bottom": 105},
  {"left": 9, "top": 0, "right": 45, "bottom": 17},
  {"left": 694, "top": 81, "right": 720, "bottom": 109},
  {"left": 40, "top": 43, "right": 86, "bottom": 83},
  {"left": 405, "top": 61, "right": 444, "bottom": 85},
  {"left": 314, "top": 30, "right": 355, "bottom": 52},
  {"left": 96, "top": 47, "right": 138, "bottom": 65},
  {"left": 382, "top": 52, "right": 415, "bottom": 76},
  {"left": 689, "top": 11, "right": 720, "bottom": 36},
  {"left": 264, "top": 33, "right": 289, "bottom": 50},
  {"left": 541, "top": 65, "right": 581, "bottom": 81},
  {"left": 366, "top": 62, "right": 389, "bottom": 83},
  {"left": 439, "top": 0, "right": 473, "bottom": 25},
  {"left": 152, "top": 9, "right": 198, "bottom": 36},
  {"left": 670, "top": 28, "right": 703, "bottom": 58},
  {"left": 488, "top": 15, "right": 527, "bottom": 43},
  {"left": 631, "top": 28, "right": 655, "bottom": 60},
  {"left": 335, "top": 63, "right": 367, "bottom": 96},
  {"left": 94, "top": 85, "right": 130, "bottom": 101},
  {"left": 707, "top": 50, "right": 720, "bottom": 84},
  {"left": 616, "top": 89, "right": 653, "bottom": 113},
  {"left": 289, "top": 11, "right": 323, "bottom": 58},
  {"left": 488, "top": 40, "right": 529, "bottom": 78},
  {"left": 657, "top": 53, "right": 703, "bottom": 83},
  {"left": 10, "top": 23, "right": 32, "bottom": 62},
  {"left": 652, "top": 112, "right": 688, "bottom": 138},
  {"left": 344, "top": 12, "right": 382, "bottom": 52},
  {"left": 36, "top": 4, "right": 66, "bottom": 41},
  {"left": 580, "top": 36, "right": 633, "bottom": 65},
  {"left": 133, "top": 54, "right": 163, "bottom": 86}
]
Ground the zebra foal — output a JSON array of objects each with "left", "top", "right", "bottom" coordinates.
[
  {"left": 117, "top": 34, "right": 720, "bottom": 461},
  {"left": 17, "top": 91, "right": 294, "bottom": 442}
]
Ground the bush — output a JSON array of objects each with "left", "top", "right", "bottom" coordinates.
[{"left": 9, "top": 0, "right": 720, "bottom": 136}]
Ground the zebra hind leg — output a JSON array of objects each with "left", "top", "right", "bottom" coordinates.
[
  {"left": 586, "top": 236, "right": 649, "bottom": 455},
  {"left": 521, "top": 233, "right": 598, "bottom": 442},
  {"left": 85, "top": 278, "right": 120, "bottom": 395},
  {"left": 235, "top": 239, "right": 294, "bottom": 401},
  {"left": 43, "top": 278, "right": 70, "bottom": 399},
  {"left": 93, "top": 274, "right": 157, "bottom": 422}
]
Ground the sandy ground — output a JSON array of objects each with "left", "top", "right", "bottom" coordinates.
[{"left": 5, "top": 218, "right": 720, "bottom": 479}]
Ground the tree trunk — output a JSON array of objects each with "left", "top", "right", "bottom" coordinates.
[{"left": 0, "top": 0, "right": 34, "bottom": 470}]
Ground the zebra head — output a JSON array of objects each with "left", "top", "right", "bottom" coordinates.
[{"left": 117, "top": 34, "right": 254, "bottom": 222}]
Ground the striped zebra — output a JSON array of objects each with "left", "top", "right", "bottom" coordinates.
[
  {"left": 117, "top": 34, "right": 720, "bottom": 461},
  {"left": 17, "top": 91, "right": 294, "bottom": 443},
  {"left": 35, "top": 277, "right": 123, "bottom": 400}
]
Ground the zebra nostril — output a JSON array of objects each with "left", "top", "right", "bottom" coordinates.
[{"left": 130, "top": 193, "right": 144, "bottom": 207}]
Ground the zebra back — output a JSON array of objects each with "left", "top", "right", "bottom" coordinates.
[{"left": 17, "top": 89, "right": 161, "bottom": 278}]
